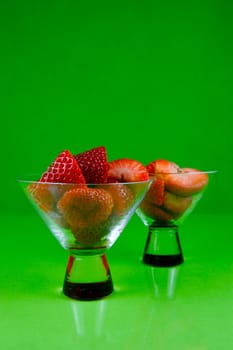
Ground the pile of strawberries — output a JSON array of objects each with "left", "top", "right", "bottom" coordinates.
[
  {"left": 28, "top": 146, "right": 209, "bottom": 243},
  {"left": 28, "top": 146, "right": 149, "bottom": 244},
  {"left": 141, "top": 159, "right": 209, "bottom": 222}
]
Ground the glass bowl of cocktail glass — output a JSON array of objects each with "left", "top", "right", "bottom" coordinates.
[
  {"left": 18, "top": 177, "right": 152, "bottom": 300},
  {"left": 136, "top": 166, "right": 217, "bottom": 267}
]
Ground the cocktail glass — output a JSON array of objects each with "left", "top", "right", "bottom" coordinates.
[
  {"left": 18, "top": 178, "right": 151, "bottom": 300},
  {"left": 136, "top": 170, "right": 217, "bottom": 267}
]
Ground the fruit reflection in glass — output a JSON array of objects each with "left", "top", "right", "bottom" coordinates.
[{"left": 136, "top": 159, "right": 216, "bottom": 267}]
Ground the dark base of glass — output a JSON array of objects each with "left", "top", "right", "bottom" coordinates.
[
  {"left": 63, "top": 278, "right": 113, "bottom": 301},
  {"left": 63, "top": 254, "right": 114, "bottom": 301},
  {"left": 143, "top": 225, "right": 184, "bottom": 268},
  {"left": 143, "top": 252, "right": 184, "bottom": 267}
]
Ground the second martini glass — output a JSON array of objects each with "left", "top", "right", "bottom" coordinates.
[
  {"left": 19, "top": 178, "right": 151, "bottom": 300},
  {"left": 136, "top": 170, "right": 216, "bottom": 267}
]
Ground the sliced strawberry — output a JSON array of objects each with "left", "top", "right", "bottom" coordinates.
[
  {"left": 57, "top": 187, "right": 114, "bottom": 231},
  {"left": 144, "top": 159, "right": 178, "bottom": 206},
  {"left": 163, "top": 191, "right": 192, "bottom": 216},
  {"left": 140, "top": 200, "right": 174, "bottom": 222},
  {"left": 75, "top": 146, "right": 109, "bottom": 184},
  {"left": 165, "top": 168, "right": 209, "bottom": 196},
  {"left": 146, "top": 159, "right": 180, "bottom": 176},
  {"left": 107, "top": 158, "right": 149, "bottom": 183},
  {"left": 40, "top": 150, "right": 86, "bottom": 184},
  {"left": 144, "top": 177, "right": 165, "bottom": 206}
]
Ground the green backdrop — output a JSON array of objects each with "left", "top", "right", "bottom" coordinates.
[{"left": 1, "top": 0, "right": 232, "bottom": 214}]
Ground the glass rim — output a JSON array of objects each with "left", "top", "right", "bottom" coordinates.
[
  {"left": 148, "top": 170, "right": 218, "bottom": 176},
  {"left": 16, "top": 174, "right": 153, "bottom": 186}
]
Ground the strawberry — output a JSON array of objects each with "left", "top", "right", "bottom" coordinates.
[
  {"left": 57, "top": 187, "right": 114, "bottom": 231},
  {"left": 165, "top": 168, "right": 209, "bottom": 196},
  {"left": 40, "top": 150, "right": 86, "bottom": 184},
  {"left": 107, "top": 158, "right": 149, "bottom": 183},
  {"left": 73, "top": 222, "right": 109, "bottom": 245},
  {"left": 49, "top": 211, "right": 71, "bottom": 229},
  {"left": 143, "top": 159, "right": 179, "bottom": 207},
  {"left": 144, "top": 177, "right": 165, "bottom": 206},
  {"left": 75, "top": 146, "right": 109, "bottom": 184},
  {"left": 140, "top": 200, "right": 174, "bottom": 222},
  {"left": 28, "top": 150, "right": 85, "bottom": 213},
  {"left": 105, "top": 183, "right": 134, "bottom": 215},
  {"left": 146, "top": 159, "right": 180, "bottom": 176},
  {"left": 28, "top": 183, "right": 54, "bottom": 213},
  {"left": 163, "top": 191, "right": 192, "bottom": 216}
]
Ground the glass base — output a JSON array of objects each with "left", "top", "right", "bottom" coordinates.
[
  {"left": 143, "top": 252, "right": 183, "bottom": 267},
  {"left": 63, "top": 254, "right": 113, "bottom": 301},
  {"left": 143, "top": 225, "right": 184, "bottom": 267}
]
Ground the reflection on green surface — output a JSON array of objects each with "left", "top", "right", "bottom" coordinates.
[
  {"left": 0, "top": 214, "right": 233, "bottom": 349},
  {"left": 146, "top": 266, "right": 181, "bottom": 299}
]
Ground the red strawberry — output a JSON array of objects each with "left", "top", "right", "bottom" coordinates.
[
  {"left": 165, "top": 168, "right": 209, "bottom": 196},
  {"left": 28, "top": 183, "right": 54, "bottom": 212},
  {"left": 105, "top": 183, "right": 134, "bottom": 215},
  {"left": 107, "top": 158, "right": 149, "bottom": 183},
  {"left": 28, "top": 150, "right": 85, "bottom": 213},
  {"left": 73, "top": 222, "right": 109, "bottom": 245},
  {"left": 144, "top": 177, "right": 165, "bottom": 206},
  {"left": 163, "top": 191, "right": 192, "bottom": 216},
  {"left": 140, "top": 200, "right": 174, "bottom": 222},
  {"left": 40, "top": 150, "right": 86, "bottom": 184},
  {"left": 75, "top": 146, "right": 109, "bottom": 184},
  {"left": 146, "top": 159, "right": 180, "bottom": 176},
  {"left": 57, "top": 187, "right": 114, "bottom": 231}
]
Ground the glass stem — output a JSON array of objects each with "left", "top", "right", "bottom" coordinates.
[
  {"left": 63, "top": 253, "right": 113, "bottom": 301},
  {"left": 143, "top": 225, "right": 184, "bottom": 267}
]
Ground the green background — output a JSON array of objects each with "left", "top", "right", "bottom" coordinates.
[
  {"left": 1, "top": 0, "right": 232, "bottom": 214},
  {"left": 1, "top": 1, "right": 233, "bottom": 349}
]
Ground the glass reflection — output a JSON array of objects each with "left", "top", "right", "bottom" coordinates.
[
  {"left": 69, "top": 297, "right": 155, "bottom": 349},
  {"left": 71, "top": 299, "right": 106, "bottom": 346},
  {"left": 146, "top": 266, "right": 181, "bottom": 299}
]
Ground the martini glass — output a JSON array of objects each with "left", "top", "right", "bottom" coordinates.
[
  {"left": 18, "top": 178, "right": 151, "bottom": 300},
  {"left": 136, "top": 170, "right": 216, "bottom": 267}
]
